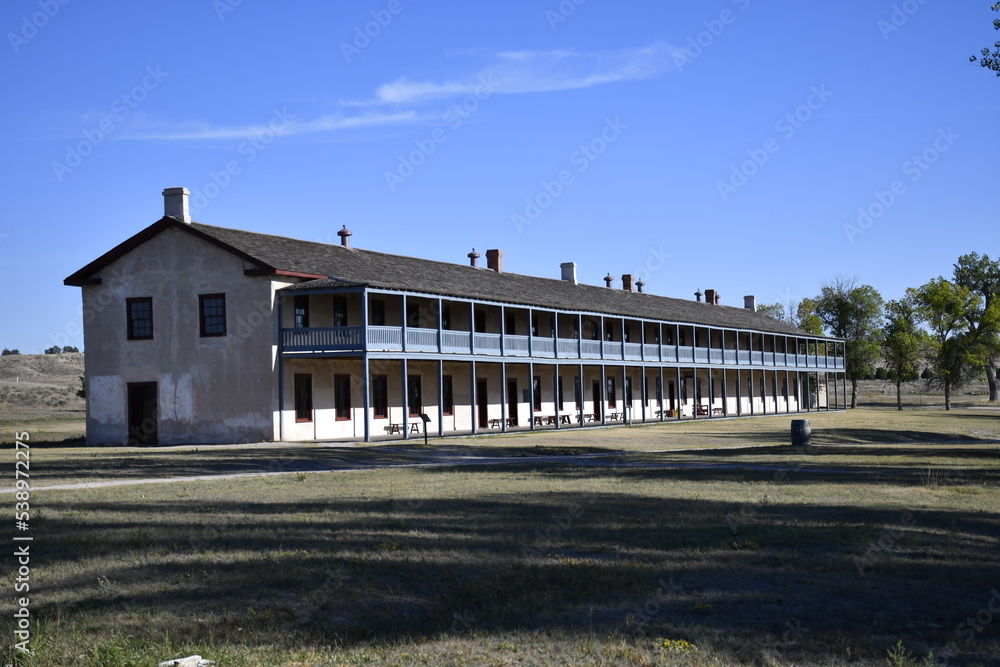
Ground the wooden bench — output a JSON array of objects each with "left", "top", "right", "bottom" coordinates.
[
  {"left": 697, "top": 405, "right": 709, "bottom": 416},
  {"left": 712, "top": 407, "right": 725, "bottom": 416},
  {"left": 607, "top": 412, "right": 622, "bottom": 421},
  {"left": 488, "top": 417, "right": 517, "bottom": 428},
  {"left": 385, "top": 423, "right": 403, "bottom": 434}
]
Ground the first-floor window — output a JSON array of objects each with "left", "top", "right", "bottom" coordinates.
[
  {"left": 372, "top": 375, "right": 388, "bottom": 419},
  {"left": 294, "top": 374, "right": 312, "bottom": 422},
  {"left": 199, "top": 294, "right": 226, "bottom": 337},
  {"left": 533, "top": 376, "right": 542, "bottom": 412},
  {"left": 443, "top": 375, "right": 454, "bottom": 415},
  {"left": 607, "top": 377, "right": 617, "bottom": 409},
  {"left": 126, "top": 297, "right": 153, "bottom": 340},
  {"left": 335, "top": 374, "right": 351, "bottom": 420}
]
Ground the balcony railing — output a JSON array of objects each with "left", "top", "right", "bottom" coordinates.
[
  {"left": 283, "top": 326, "right": 365, "bottom": 352},
  {"left": 281, "top": 325, "right": 847, "bottom": 369}
]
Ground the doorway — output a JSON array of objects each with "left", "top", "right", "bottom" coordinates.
[
  {"left": 592, "top": 380, "right": 602, "bottom": 420},
  {"left": 506, "top": 379, "right": 519, "bottom": 425},
  {"left": 127, "top": 382, "right": 158, "bottom": 445}
]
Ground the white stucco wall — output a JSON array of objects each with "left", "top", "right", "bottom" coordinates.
[{"left": 82, "top": 226, "right": 279, "bottom": 445}]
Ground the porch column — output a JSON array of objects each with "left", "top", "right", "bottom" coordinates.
[
  {"left": 748, "top": 369, "right": 754, "bottom": 416},
  {"left": 501, "top": 362, "right": 508, "bottom": 433},
  {"left": 600, "top": 364, "right": 607, "bottom": 425},
  {"left": 470, "top": 360, "right": 477, "bottom": 434},
  {"left": 554, "top": 363, "right": 561, "bottom": 429},
  {"left": 277, "top": 296, "right": 285, "bottom": 441},
  {"left": 736, "top": 368, "right": 742, "bottom": 417},
  {"left": 675, "top": 367, "right": 681, "bottom": 421},
  {"left": 401, "top": 295, "right": 408, "bottom": 352},
  {"left": 402, "top": 359, "right": 409, "bottom": 439},
  {"left": 437, "top": 359, "right": 444, "bottom": 437},
  {"left": 362, "top": 293, "right": 371, "bottom": 443},
  {"left": 640, "top": 366, "right": 647, "bottom": 423},
  {"left": 723, "top": 368, "right": 729, "bottom": 417},
  {"left": 363, "top": 355, "right": 371, "bottom": 442},
  {"left": 692, "top": 370, "right": 699, "bottom": 420},
  {"left": 529, "top": 361, "right": 535, "bottom": 431},
  {"left": 658, "top": 366, "right": 665, "bottom": 422}
]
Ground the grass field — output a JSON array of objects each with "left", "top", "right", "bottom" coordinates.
[{"left": 3, "top": 406, "right": 999, "bottom": 666}]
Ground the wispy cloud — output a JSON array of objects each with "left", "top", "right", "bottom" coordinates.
[
  {"left": 358, "top": 43, "right": 678, "bottom": 106},
  {"left": 114, "top": 43, "right": 675, "bottom": 141},
  {"left": 119, "top": 111, "right": 421, "bottom": 140}
]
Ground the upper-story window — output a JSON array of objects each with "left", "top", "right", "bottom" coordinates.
[
  {"left": 126, "top": 297, "right": 153, "bottom": 340},
  {"left": 294, "top": 295, "right": 309, "bottom": 328},
  {"left": 505, "top": 311, "right": 516, "bottom": 335},
  {"left": 441, "top": 306, "right": 452, "bottom": 330},
  {"left": 333, "top": 297, "right": 348, "bottom": 327},
  {"left": 199, "top": 294, "right": 227, "bottom": 337},
  {"left": 475, "top": 309, "right": 486, "bottom": 333}
]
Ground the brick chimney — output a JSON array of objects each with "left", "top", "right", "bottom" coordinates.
[
  {"left": 744, "top": 295, "right": 757, "bottom": 311},
  {"left": 468, "top": 248, "right": 480, "bottom": 267},
  {"left": 560, "top": 262, "right": 577, "bottom": 284},
  {"left": 337, "top": 225, "right": 353, "bottom": 247},
  {"left": 622, "top": 274, "right": 634, "bottom": 292},
  {"left": 486, "top": 249, "right": 502, "bottom": 273},
  {"left": 705, "top": 289, "right": 720, "bottom": 305},
  {"left": 163, "top": 187, "right": 190, "bottom": 224}
]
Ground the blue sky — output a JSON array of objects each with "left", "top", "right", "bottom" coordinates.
[{"left": 1, "top": 0, "right": 997, "bottom": 352}]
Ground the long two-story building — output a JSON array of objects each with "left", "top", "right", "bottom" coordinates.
[{"left": 65, "top": 188, "right": 846, "bottom": 445}]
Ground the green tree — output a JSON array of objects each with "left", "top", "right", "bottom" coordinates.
[
  {"left": 953, "top": 252, "right": 1000, "bottom": 402},
  {"left": 756, "top": 302, "right": 786, "bottom": 321},
  {"left": 44, "top": 346, "right": 61, "bottom": 354},
  {"left": 815, "top": 277, "right": 884, "bottom": 408},
  {"left": 794, "top": 298, "right": 823, "bottom": 335},
  {"left": 76, "top": 375, "right": 86, "bottom": 399},
  {"left": 882, "top": 298, "right": 924, "bottom": 411},
  {"left": 911, "top": 279, "right": 981, "bottom": 410},
  {"left": 1, "top": 348, "right": 20, "bottom": 356},
  {"left": 970, "top": 2, "right": 1000, "bottom": 76}
]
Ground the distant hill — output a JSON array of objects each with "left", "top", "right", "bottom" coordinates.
[
  {"left": 0, "top": 352, "right": 85, "bottom": 417},
  {"left": 0, "top": 352, "right": 84, "bottom": 382}
]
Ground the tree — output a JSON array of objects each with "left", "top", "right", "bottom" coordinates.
[
  {"left": 1, "top": 348, "right": 20, "bottom": 356},
  {"left": 874, "top": 367, "right": 887, "bottom": 380},
  {"left": 794, "top": 298, "right": 823, "bottom": 335},
  {"left": 970, "top": 2, "right": 1000, "bottom": 76},
  {"left": 76, "top": 375, "right": 86, "bottom": 399},
  {"left": 44, "top": 346, "right": 61, "bottom": 354},
  {"left": 63, "top": 345, "right": 80, "bottom": 353},
  {"left": 911, "top": 279, "right": 981, "bottom": 410},
  {"left": 882, "top": 298, "right": 924, "bottom": 410},
  {"left": 756, "top": 302, "right": 786, "bottom": 321},
  {"left": 953, "top": 252, "right": 1000, "bottom": 402},
  {"left": 815, "top": 277, "right": 885, "bottom": 408}
]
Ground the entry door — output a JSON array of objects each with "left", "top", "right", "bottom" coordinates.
[
  {"left": 477, "top": 379, "right": 489, "bottom": 428},
  {"left": 507, "top": 379, "right": 519, "bottom": 425},
  {"left": 668, "top": 381, "right": 677, "bottom": 412},
  {"left": 127, "top": 382, "right": 158, "bottom": 445},
  {"left": 592, "top": 380, "right": 602, "bottom": 420},
  {"left": 408, "top": 375, "right": 422, "bottom": 417}
]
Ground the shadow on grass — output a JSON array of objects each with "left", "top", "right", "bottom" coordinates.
[{"left": 30, "top": 473, "right": 1000, "bottom": 664}]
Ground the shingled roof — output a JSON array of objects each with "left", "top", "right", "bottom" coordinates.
[{"left": 66, "top": 217, "right": 817, "bottom": 337}]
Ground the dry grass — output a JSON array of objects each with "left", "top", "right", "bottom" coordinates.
[{"left": 3, "top": 408, "right": 999, "bottom": 666}]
